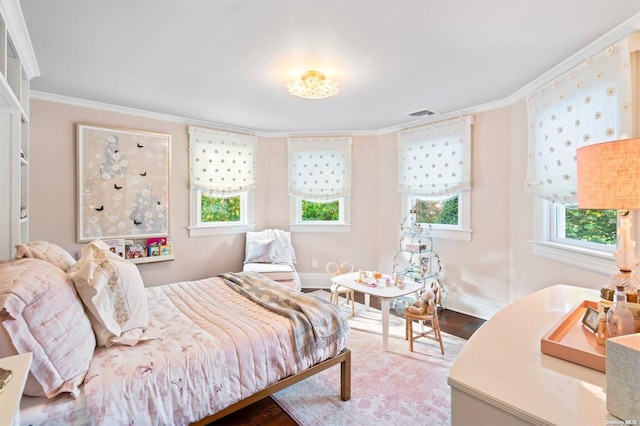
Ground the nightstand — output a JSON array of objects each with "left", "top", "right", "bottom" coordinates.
[{"left": 0, "top": 353, "right": 32, "bottom": 426}]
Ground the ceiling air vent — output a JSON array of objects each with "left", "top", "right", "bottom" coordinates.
[{"left": 407, "top": 108, "right": 437, "bottom": 117}]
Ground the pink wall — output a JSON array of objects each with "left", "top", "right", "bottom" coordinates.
[
  {"left": 29, "top": 100, "right": 247, "bottom": 286},
  {"left": 27, "top": 94, "right": 617, "bottom": 315},
  {"left": 508, "top": 102, "right": 629, "bottom": 301},
  {"left": 255, "top": 135, "right": 382, "bottom": 277},
  {"left": 437, "top": 108, "right": 512, "bottom": 304},
  {"left": 29, "top": 99, "right": 382, "bottom": 286}
]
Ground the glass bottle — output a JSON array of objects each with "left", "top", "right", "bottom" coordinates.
[
  {"left": 596, "top": 304, "right": 607, "bottom": 346},
  {"left": 606, "top": 285, "right": 635, "bottom": 338}
]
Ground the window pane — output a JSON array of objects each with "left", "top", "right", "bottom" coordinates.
[
  {"left": 414, "top": 196, "right": 459, "bottom": 225},
  {"left": 302, "top": 200, "right": 339, "bottom": 221},
  {"left": 562, "top": 206, "right": 616, "bottom": 245},
  {"left": 201, "top": 195, "right": 240, "bottom": 222}
]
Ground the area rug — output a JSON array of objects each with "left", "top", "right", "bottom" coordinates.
[{"left": 272, "top": 290, "right": 467, "bottom": 425}]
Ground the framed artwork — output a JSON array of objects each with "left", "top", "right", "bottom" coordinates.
[
  {"left": 581, "top": 306, "right": 599, "bottom": 333},
  {"left": 76, "top": 123, "right": 171, "bottom": 242}
]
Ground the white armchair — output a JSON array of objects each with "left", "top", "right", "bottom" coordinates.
[{"left": 242, "top": 229, "right": 301, "bottom": 291}]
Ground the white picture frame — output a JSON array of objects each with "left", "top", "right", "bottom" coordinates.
[{"left": 76, "top": 123, "right": 171, "bottom": 242}]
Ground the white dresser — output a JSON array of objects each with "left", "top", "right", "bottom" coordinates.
[{"left": 448, "top": 284, "right": 629, "bottom": 426}]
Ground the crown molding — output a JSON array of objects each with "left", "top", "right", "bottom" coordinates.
[
  {"left": 30, "top": 90, "right": 260, "bottom": 135},
  {"left": 31, "top": 90, "right": 386, "bottom": 137},
  {"left": 29, "top": 89, "right": 509, "bottom": 138},
  {"left": 507, "top": 12, "right": 640, "bottom": 104}
]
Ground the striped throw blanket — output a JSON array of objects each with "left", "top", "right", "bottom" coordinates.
[{"left": 219, "top": 271, "right": 349, "bottom": 361}]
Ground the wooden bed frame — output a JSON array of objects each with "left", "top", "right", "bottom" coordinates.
[{"left": 192, "top": 348, "right": 351, "bottom": 425}]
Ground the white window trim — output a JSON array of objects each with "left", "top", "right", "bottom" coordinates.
[
  {"left": 405, "top": 192, "right": 472, "bottom": 242},
  {"left": 289, "top": 196, "right": 351, "bottom": 233},
  {"left": 550, "top": 204, "right": 616, "bottom": 252},
  {"left": 188, "top": 190, "right": 255, "bottom": 237},
  {"left": 530, "top": 197, "right": 625, "bottom": 276}
]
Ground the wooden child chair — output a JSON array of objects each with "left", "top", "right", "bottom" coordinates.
[
  {"left": 404, "top": 283, "right": 444, "bottom": 354},
  {"left": 326, "top": 261, "right": 356, "bottom": 316}
]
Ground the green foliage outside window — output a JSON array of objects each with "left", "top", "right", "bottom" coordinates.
[
  {"left": 201, "top": 195, "right": 240, "bottom": 222},
  {"left": 302, "top": 200, "right": 339, "bottom": 221},
  {"left": 564, "top": 206, "right": 616, "bottom": 245},
  {"left": 414, "top": 196, "right": 459, "bottom": 225}
]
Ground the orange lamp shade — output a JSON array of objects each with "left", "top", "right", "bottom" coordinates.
[{"left": 576, "top": 138, "right": 640, "bottom": 210}]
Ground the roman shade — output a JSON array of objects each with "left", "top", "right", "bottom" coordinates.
[
  {"left": 397, "top": 115, "right": 473, "bottom": 198},
  {"left": 288, "top": 137, "right": 352, "bottom": 202},
  {"left": 188, "top": 126, "right": 257, "bottom": 197},
  {"left": 524, "top": 37, "right": 632, "bottom": 205}
]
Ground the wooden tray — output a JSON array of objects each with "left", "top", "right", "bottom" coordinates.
[{"left": 540, "top": 300, "right": 606, "bottom": 372}]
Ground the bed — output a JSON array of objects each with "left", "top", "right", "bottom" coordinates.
[{"left": 0, "top": 241, "right": 350, "bottom": 425}]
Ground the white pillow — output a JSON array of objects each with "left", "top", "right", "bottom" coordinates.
[
  {"left": 244, "top": 237, "right": 277, "bottom": 263},
  {"left": 14, "top": 241, "right": 76, "bottom": 272},
  {"left": 67, "top": 240, "right": 152, "bottom": 347},
  {"left": 0, "top": 257, "right": 95, "bottom": 398}
]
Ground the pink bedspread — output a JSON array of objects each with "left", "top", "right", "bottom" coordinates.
[{"left": 20, "top": 277, "right": 348, "bottom": 425}]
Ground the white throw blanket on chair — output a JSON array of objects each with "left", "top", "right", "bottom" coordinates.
[
  {"left": 244, "top": 229, "right": 297, "bottom": 266},
  {"left": 243, "top": 229, "right": 301, "bottom": 290}
]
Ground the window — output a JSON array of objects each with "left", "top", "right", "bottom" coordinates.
[
  {"left": 406, "top": 193, "right": 471, "bottom": 241},
  {"left": 526, "top": 37, "right": 632, "bottom": 269},
  {"left": 290, "top": 198, "right": 350, "bottom": 233},
  {"left": 288, "top": 137, "right": 351, "bottom": 233},
  {"left": 398, "top": 116, "right": 473, "bottom": 241},
  {"left": 188, "top": 126, "right": 256, "bottom": 236},
  {"left": 200, "top": 194, "right": 241, "bottom": 223},
  {"left": 301, "top": 199, "right": 341, "bottom": 221},
  {"left": 533, "top": 198, "right": 622, "bottom": 274},
  {"left": 553, "top": 205, "right": 616, "bottom": 248},
  {"left": 413, "top": 196, "right": 459, "bottom": 226}
]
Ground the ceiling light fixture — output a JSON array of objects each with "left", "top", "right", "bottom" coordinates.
[{"left": 287, "top": 70, "right": 339, "bottom": 100}]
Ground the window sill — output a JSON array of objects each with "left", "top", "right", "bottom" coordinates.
[
  {"left": 430, "top": 227, "right": 472, "bottom": 242},
  {"left": 289, "top": 223, "right": 351, "bottom": 233},
  {"left": 189, "top": 223, "right": 255, "bottom": 237},
  {"left": 530, "top": 240, "right": 617, "bottom": 276}
]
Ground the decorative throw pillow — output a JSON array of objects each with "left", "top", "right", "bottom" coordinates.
[
  {"left": 67, "top": 240, "right": 151, "bottom": 347},
  {"left": 14, "top": 241, "right": 76, "bottom": 272},
  {"left": 244, "top": 237, "right": 277, "bottom": 263},
  {"left": 0, "top": 257, "right": 95, "bottom": 398}
]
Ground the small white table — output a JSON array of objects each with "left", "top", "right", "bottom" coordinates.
[
  {"left": 330, "top": 272, "right": 424, "bottom": 351},
  {"left": 0, "top": 352, "right": 32, "bottom": 426}
]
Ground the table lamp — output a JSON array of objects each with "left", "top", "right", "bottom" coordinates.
[{"left": 576, "top": 138, "right": 640, "bottom": 294}]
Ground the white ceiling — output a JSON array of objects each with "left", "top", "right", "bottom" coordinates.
[{"left": 20, "top": 0, "right": 640, "bottom": 135}]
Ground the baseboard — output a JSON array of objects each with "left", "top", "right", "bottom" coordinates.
[
  {"left": 301, "top": 272, "right": 505, "bottom": 320},
  {"left": 300, "top": 272, "right": 332, "bottom": 290},
  {"left": 443, "top": 290, "right": 505, "bottom": 320}
]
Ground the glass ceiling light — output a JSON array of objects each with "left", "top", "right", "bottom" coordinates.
[{"left": 287, "top": 70, "right": 339, "bottom": 99}]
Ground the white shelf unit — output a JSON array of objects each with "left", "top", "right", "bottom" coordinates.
[
  {"left": 0, "top": 0, "right": 39, "bottom": 260},
  {"left": 130, "top": 254, "right": 176, "bottom": 264},
  {"left": 392, "top": 213, "right": 444, "bottom": 308}
]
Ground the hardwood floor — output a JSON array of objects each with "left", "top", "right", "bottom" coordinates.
[{"left": 208, "top": 290, "right": 486, "bottom": 426}]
